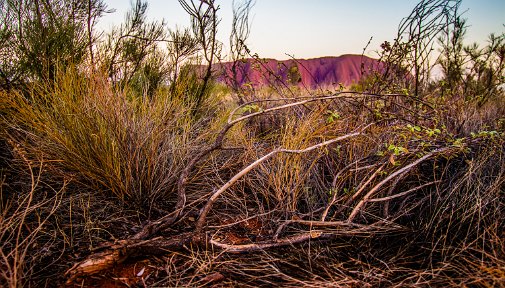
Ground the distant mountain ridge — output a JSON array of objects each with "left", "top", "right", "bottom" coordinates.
[{"left": 213, "top": 54, "right": 379, "bottom": 89}]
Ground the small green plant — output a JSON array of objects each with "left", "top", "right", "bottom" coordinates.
[
  {"left": 378, "top": 170, "right": 388, "bottom": 176},
  {"left": 452, "top": 137, "right": 465, "bottom": 148},
  {"left": 326, "top": 110, "right": 341, "bottom": 123},
  {"left": 343, "top": 187, "right": 355, "bottom": 195},
  {"left": 407, "top": 124, "right": 422, "bottom": 133},
  {"left": 425, "top": 127, "right": 441, "bottom": 137},
  {"left": 241, "top": 104, "right": 262, "bottom": 113},
  {"left": 497, "top": 118, "right": 505, "bottom": 130},
  {"left": 387, "top": 143, "right": 409, "bottom": 156},
  {"left": 471, "top": 130, "right": 499, "bottom": 138},
  {"left": 333, "top": 145, "right": 342, "bottom": 157},
  {"left": 327, "top": 188, "right": 338, "bottom": 196}
]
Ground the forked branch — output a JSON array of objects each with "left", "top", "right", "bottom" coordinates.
[
  {"left": 347, "top": 147, "right": 451, "bottom": 222},
  {"left": 195, "top": 124, "right": 374, "bottom": 232}
]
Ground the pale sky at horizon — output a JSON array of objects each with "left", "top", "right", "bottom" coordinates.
[{"left": 100, "top": 0, "right": 504, "bottom": 60}]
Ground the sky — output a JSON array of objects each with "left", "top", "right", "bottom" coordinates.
[{"left": 100, "top": 0, "right": 505, "bottom": 60}]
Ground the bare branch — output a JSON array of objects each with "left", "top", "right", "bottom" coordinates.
[
  {"left": 210, "top": 231, "right": 324, "bottom": 253},
  {"left": 368, "top": 180, "right": 440, "bottom": 202},
  {"left": 348, "top": 147, "right": 451, "bottom": 222},
  {"left": 195, "top": 126, "right": 373, "bottom": 232}
]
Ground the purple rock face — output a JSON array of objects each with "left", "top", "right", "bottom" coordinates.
[{"left": 212, "top": 54, "right": 380, "bottom": 89}]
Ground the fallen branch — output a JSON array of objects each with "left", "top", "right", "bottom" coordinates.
[
  {"left": 347, "top": 147, "right": 451, "bottom": 222},
  {"left": 335, "top": 162, "right": 387, "bottom": 217},
  {"left": 210, "top": 218, "right": 405, "bottom": 253},
  {"left": 210, "top": 231, "right": 325, "bottom": 253},
  {"left": 135, "top": 93, "right": 355, "bottom": 239},
  {"left": 273, "top": 219, "right": 363, "bottom": 240},
  {"left": 368, "top": 180, "right": 440, "bottom": 202},
  {"left": 273, "top": 218, "right": 403, "bottom": 240},
  {"left": 63, "top": 99, "right": 371, "bottom": 283},
  {"left": 65, "top": 234, "right": 194, "bottom": 285},
  {"left": 195, "top": 127, "right": 371, "bottom": 232}
]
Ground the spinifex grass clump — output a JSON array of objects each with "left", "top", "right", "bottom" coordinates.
[{"left": 1, "top": 70, "right": 220, "bottom": 210}]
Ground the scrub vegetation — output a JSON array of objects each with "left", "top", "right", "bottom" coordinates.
[{"left": 0, "top": 0, "right": 504, "bottom": 286}]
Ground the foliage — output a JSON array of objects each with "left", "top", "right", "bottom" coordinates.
[
  {"left": 99, "top": 0, "right": 166, "bottom": 95},
  {"left": 360, "top": 0, "right": 462, "bottom": 96},
  {"left": 439, "top": 24, "right": 505, "bottom": 105},
  {"left": 0, "top": 0, "right": 108, "bottom": 87}
]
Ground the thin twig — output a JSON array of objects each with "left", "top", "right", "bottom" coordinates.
[{"left": 369, "top": 180, "right": 440, "bottom": 202}]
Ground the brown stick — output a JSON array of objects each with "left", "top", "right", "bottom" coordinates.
[
  {"left": 369, "top": 180, "right": 440, "bottom": 202},
  {"left": 210, "top": 231, "right": 324, "bottom": 253},
  {"left": 273, "top": 219, "right": 365, "bottom": 240},
  {"left": 65, "top": 234, "right": 194, "bottom": 284}
]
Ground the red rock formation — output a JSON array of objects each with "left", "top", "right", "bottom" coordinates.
[{"left": 213, "top": 54, "right": 380, "bottom": 89}]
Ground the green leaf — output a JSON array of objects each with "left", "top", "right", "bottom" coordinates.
[{"left": 326, "top": 110, "right": 341, "bottom": 124}]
